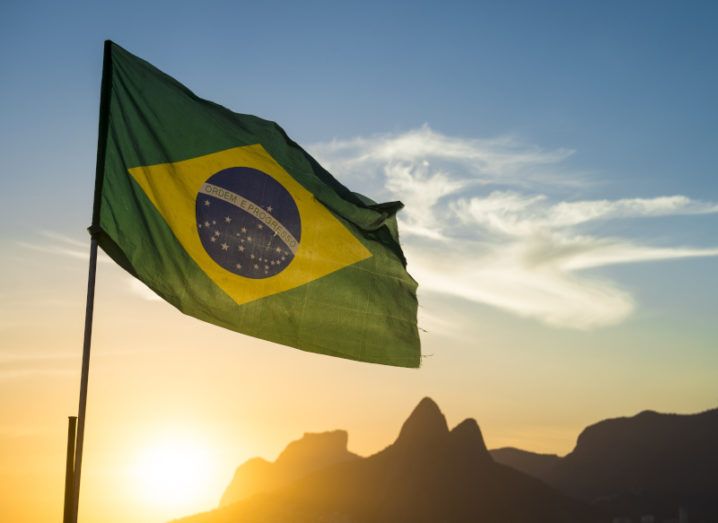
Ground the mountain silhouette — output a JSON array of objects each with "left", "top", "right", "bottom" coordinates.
[
  {"left": 175, "top": 398, "right": 598, "bottom": 523},
  {"left": 221, "top": 430, "right": 359, "bottom": 506},
  {"left": 491, "top": 408, "right": 718, "bottom": 520},
  {"left": 490, "top": 447, "right": 560, "bottom": 479},
  {"left": 393, "top": 396, "right": 449, "bottom": 445}
]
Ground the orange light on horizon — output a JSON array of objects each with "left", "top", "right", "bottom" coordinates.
[{"left": 125, "top": 431, "right": 223, "bottom": 519}]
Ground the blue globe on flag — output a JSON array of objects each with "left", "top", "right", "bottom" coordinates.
[{"left": 195, "top": 167, "right": 302, "bottom": 279}]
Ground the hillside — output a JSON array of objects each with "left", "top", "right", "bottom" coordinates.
[
  {"left": 491, "top": 408, "right": 718, "bottom": 520},
  {"left": 175, "top": 398, "right": 599, "bottom": 523}
]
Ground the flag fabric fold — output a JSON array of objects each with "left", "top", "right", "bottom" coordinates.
[{"left": 91, "top": 40, "right": 420, "bottom": 367}]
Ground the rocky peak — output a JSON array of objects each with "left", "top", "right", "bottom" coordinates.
[
  {"left": 449, "top": 418, "right": 492, "bottom": 464},
  {"left": 394, "top": 397, "right": 450, "bottom": 449},
  {"left": 221, "top": 430, "right": 357, "bottom": 506},
  {"left": 276, "top": 430, "right": 353, "bottom": 468}
]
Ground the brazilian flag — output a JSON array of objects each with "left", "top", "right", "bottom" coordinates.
[{"left": 90, "top": 41, "right": 420, "bottom": 367}]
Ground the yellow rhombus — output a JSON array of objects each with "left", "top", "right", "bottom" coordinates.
[{"left": 128, "top": 144, "right": 371, "bottom": 306}]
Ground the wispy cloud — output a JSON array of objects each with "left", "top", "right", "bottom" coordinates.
[
  {"left": 18, "top": 131, "right": 717, "bottom": 330},
  {"left": 453, "top": 192, "right": 718, "bottom": 236},
  {"left": 16, "top": 232, "right": 158, "bottom": 300},
  {"left": 311, "top": 126, "right": 718, "bottom": 329},
  {"left": 17, "top": 230, "right": 113, "bottom": 264},
  {"left": 316, "top": 124, "right": 579, "bottom": 190},
  {"left": 127, "top": 277, "right": 162, "bottom": 302},
  {"left": 0, "top": 349, "right": 77, "bottom": 382}
]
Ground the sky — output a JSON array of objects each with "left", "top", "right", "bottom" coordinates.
[{"left": 1, "top": 1, "right": 717, "bottom": 522}]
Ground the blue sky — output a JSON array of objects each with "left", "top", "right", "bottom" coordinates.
[
  {"left": 3, "top": 0, "right": 718, "bottom": 434},
  {"left": 1, "top": 2, "right": 717, "bottom": 521},
  {"left": 1, "top": 1, "right": 716, "bottom": 243},
  {"left": 2, "top": 0, "right": 717, "bottom": 385},
  {"left": 2, "top": 0, "right": 716, "bottom": 366}
]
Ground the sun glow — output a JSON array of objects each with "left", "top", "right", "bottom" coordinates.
[{"left": 128, "top": 433, "right": 221, "bottom": 518}]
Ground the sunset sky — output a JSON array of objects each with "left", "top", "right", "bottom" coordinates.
[{"left": 1, "top": 1, "right": 717, "bottom": 522}]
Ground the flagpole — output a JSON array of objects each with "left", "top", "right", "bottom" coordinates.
[
  {"left": 66, "top": 40, "right": 112, "bottom": 523},
  {"left": 63, "top": 416, "right": 77, "bottom": 523},
  {"left": 71, "top": 237, "right": 98, "bottom": 523}
]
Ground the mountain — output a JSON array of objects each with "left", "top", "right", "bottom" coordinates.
[
  {"left": 490, "top": 447, "right": 560, "bottom": 479},
  {"left": 221, "top": 430, "right": 359, "bottom": 506},
  {"left": 491, "top": 408, "right": 718, "bottom": 520},
  {"left": 175, "top": 397, "right": 600, "bottom": 523}
]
